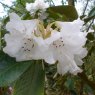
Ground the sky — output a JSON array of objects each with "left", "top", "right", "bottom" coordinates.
[{"left": 0, "top": 0, "right": 83, "bottom": 18}]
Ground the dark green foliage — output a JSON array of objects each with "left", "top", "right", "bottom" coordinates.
[
  {"left": 13, "top": 61, "right": 45, "bottom": 95},
  {"left": 0, "top": 51, "right": 32, "bottom": 86},
  {"left": 47, "top": 5, "right": 78, "bottom": 21}
]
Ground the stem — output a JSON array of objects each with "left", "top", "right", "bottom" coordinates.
[{"left": 78, "top": 72, "right": 95, "bottom": 90}]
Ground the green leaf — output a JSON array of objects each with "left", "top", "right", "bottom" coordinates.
[
  {"left": 13, "top": 61, "right": 45, "bottom": 95},
  {"left": 88, "top": 7, "right": 95, "bottom": 17},
  {"left": 84, "top": 84, "right": 93, "bottom": 94},
  {"left": 84, "top": 7, "right": 95, "bottom": 23},
  {"left": 0, "top": 51, "right": 32, "bottom": 86},
  {"left": 87, "top": 32, "right": 95, "bottom": 41},
  {"left": 64, "top": 78, "right": 74, "bottom": 90},
  {"left": 47, "top": 5, "right": 78, "bottom": 21}
]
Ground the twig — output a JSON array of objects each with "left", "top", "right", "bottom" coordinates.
[
  {"left": 82, "top": 0, "right": 90, "bottom": 16},
  {"left": 86, "top": 19, "right": 94, "bottom": 32}
]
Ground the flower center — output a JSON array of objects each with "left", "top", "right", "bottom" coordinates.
[
  {"left": 21, "top": 38, "right": 36, "bottom": 52},
  {"left": 52, "top": 37, "right": 64, "bottom": 48}
]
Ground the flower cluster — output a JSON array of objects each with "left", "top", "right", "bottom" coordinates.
[
  {"left": 26, "top": 0, "right": 49, "bottom": 20},
  {"left": 3, "top": 12, "right": 88, "bottom": 75}
]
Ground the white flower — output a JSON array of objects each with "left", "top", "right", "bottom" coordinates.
[
  {"left": 26, "top": 0, "right": 48, "bottom": 12},
  {"left": 3, "top": 13, "right": 52, "bottom": 62},
  {"left": 26, "top": 0, "right": 49, "bottom": 19},
  {"left": 45, "top": 19, "right": 88, "bottom": 75},
  {"left": 3, "top": 13, "right": 88, "bottom": 75}
]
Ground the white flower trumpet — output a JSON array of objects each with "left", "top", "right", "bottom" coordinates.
[{"left": 3, "top": 13, "right": 88, "bottom": 75}]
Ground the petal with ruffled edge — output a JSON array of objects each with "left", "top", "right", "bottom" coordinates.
[
  {"left": 3, "top": 13, "right": 46, "bottom": 61},
  {"left": 6, "top": 13, "right": 39, "bottom": 37},
  {"left": 45, "top": 19, "right": 87, "bottom": 75},
  {"left": 55, "top": 19, "right": 88, "bottom": 66}
]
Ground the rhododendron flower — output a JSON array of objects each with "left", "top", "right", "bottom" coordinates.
[
  {"left": 26, "top": 0, "right": 48, "bottom": 12},
  {"left": 26, "top": 0, "right": 49, "bottom": 19},
  {"left": 3, "top": 13, "right": 54, "bottom": 62},
  {"left": 3, "top": 12, "right": 88, "bottom": 76},
  {"left": 45, "top": 19, "right": 88, "bottom": 75}
]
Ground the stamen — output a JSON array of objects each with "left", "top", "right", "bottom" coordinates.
[
  {"left": 27, "top": 49, "right": 30, "bottom": 51},
  {"left": 59, "top": 45, "right": 61, "bottom": 47},
  {"left": 53, "top": 42, "right": 56, "bottom": 45},
  {"left": 32, "top": 44, "right": 34, "bottom": 48},
  {"left": 24, "top": 49, "right": 27, "bottom": 51},
  {"left": 28, "top": 39, "right": 31, "bottom": 41}
]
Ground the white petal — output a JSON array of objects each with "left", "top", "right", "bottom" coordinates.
[
  {"left": 57, "top": 52, "right": 82, "bottom": 75},
  {"left": 43, "top": 50, "right": 56, "bottom": 64},
  {"left": 74, "top": 55, "right": 83, "bottom": 66},
  {"left": 9, "top": 13, "right": 20, "bottom": 21},
  {"left": 6, "top": 13, "right": 38, "bottom": 36},
  {"left": 45, "top": 30, "right": 60, "bottom": 45},
  {"left": 26, "top": 3, "right": 34, "bottom": 11},
  {"left": 3, "top": 33, "right": 24, "bottom": 57}
]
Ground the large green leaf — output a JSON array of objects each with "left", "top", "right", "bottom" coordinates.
[
  {"left": 47, "top": 5, "right": 78, "bottom": 21},
  {"left": 13, "top": 61, "right": 45, "bottom": 95},
  {"left": 84, "top": 7, "right": 95, "bottom": 23},
  {"left": 0, "top": 51, "right": 32, "bottom": 86}
]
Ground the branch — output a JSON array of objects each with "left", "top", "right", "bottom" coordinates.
[{"left": 78, "top": 72, "right": 95, "bottom": 90}]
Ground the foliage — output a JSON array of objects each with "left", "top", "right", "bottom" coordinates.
[
  {"left": 47, "top": 5, "right": 78, "bottom": 21},
  {"left": 13, "top": 61, "right": 45, "bottom": 95}
]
